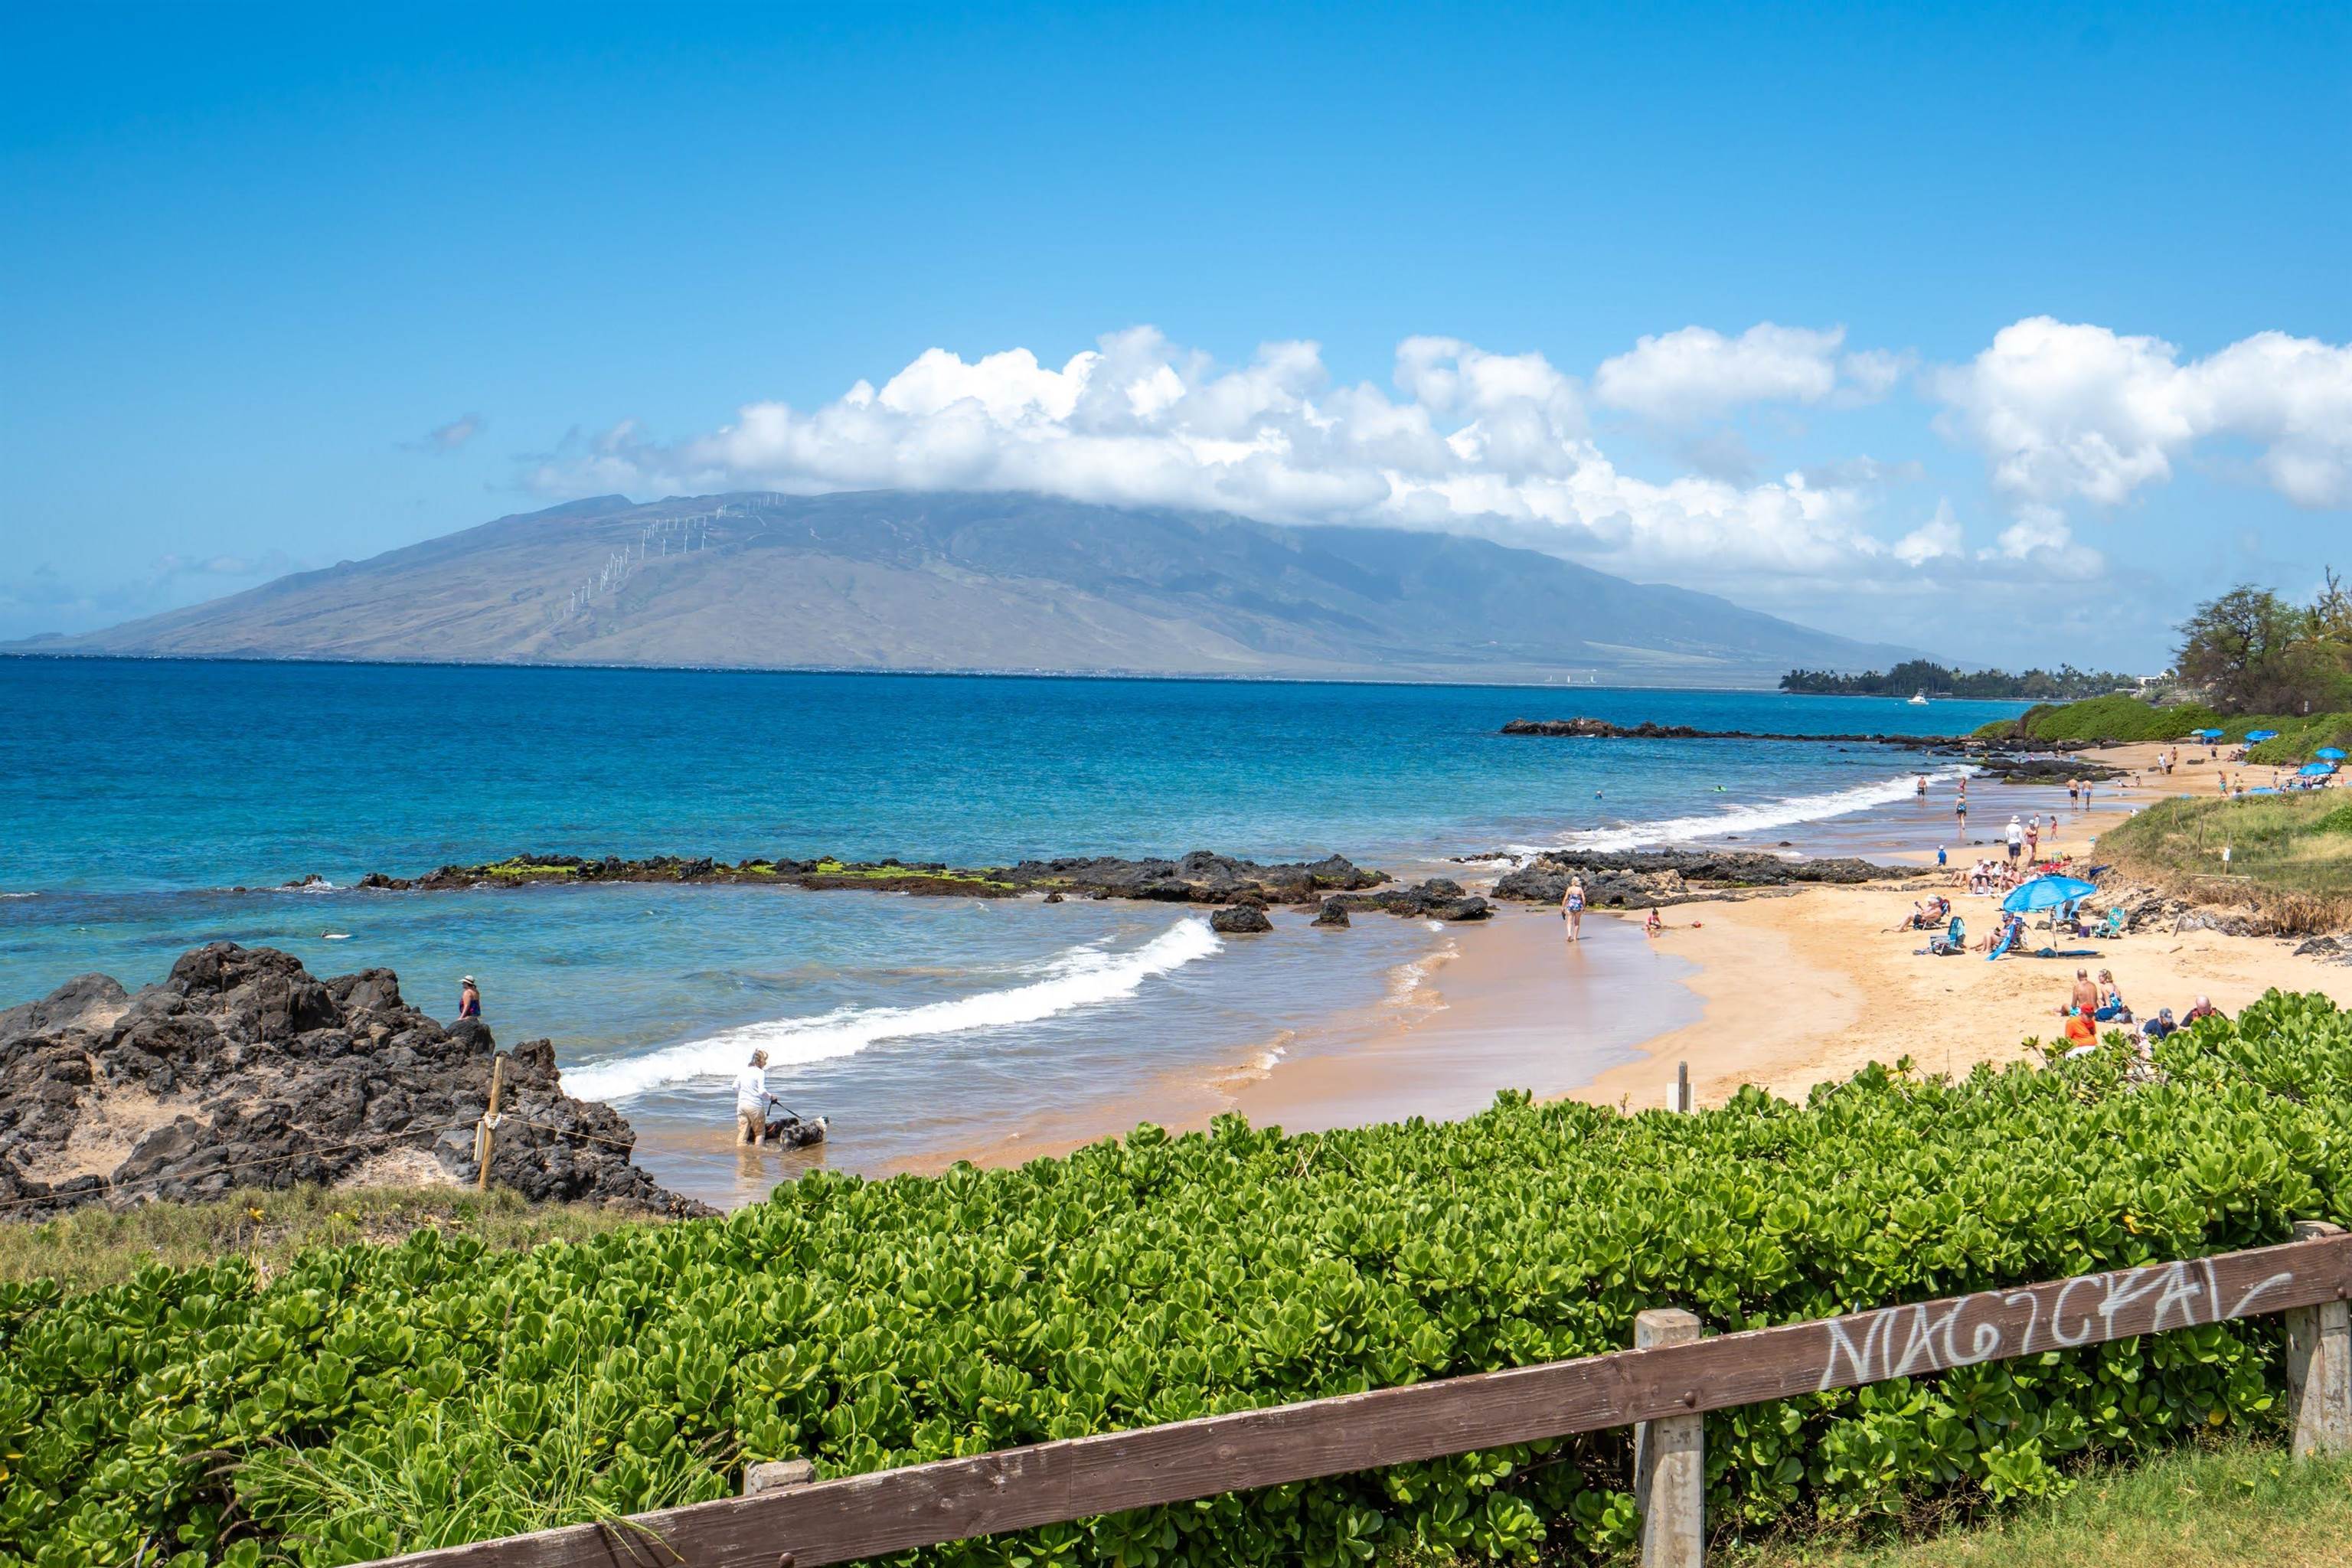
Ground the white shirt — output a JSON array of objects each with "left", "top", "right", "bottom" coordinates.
[
  {"left": 734, "top": 1064, "right": 769, "bottom": 1114},
  {"left": 2006, "top": 822, "right": 2024, "bottom": 845}
]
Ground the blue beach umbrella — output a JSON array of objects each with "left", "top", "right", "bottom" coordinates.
[
  {"left": 2318, "top": 747, "right": 2347, "bottom": 760},
  {"left": 2301, "top": 762, "right": 2337, "bottom": 777},
  {"left": 2192, "top": 728, "right": 2224, "bottom": 740},
  {"left": 2003, "top": 874, "right": 2099, "bottom": 915},
  {"left": 2246, "top": 729, "right": 2279, "bottom": 742}
]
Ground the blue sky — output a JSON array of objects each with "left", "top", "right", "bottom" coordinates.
[{"left": 3, "top": 2, "right": 2347, "bottom": 666}]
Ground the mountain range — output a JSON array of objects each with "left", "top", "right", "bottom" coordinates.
[{"left": 9, "top": 491, "right": 1919, "bottom": 684}]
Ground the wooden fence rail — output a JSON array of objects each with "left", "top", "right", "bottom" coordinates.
[{"left": 376, "top": 1225, "right": 2352, "bottom": 1568}]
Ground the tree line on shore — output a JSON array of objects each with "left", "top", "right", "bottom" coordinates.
[
  {"left": 1779, "top": 659, "right": 2135, "bottom": 700},
  {"left": 1789, "top": 570, "right": 2352, "bottom": 719}
]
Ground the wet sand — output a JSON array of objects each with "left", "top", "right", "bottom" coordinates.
[{"left": 874, "top": 904, "right": 1699, "bottom": 1176}]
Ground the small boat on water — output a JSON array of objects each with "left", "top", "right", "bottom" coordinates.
[{"left": 1907, "top": 691, "right": 1930, "bottom": 706}]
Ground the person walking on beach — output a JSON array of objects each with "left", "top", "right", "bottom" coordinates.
[
  {"left": 1562, "top": 876, "right": 1586, "bottom": 943},
  {"left": 2024, "top": 817, "right": 2040, "bottom": 862},
  {"left": 2004, "top": 815, "right": 2024, "bottom": 866},
  {"left": 735, "top": 1048, "right": 773, "bottom": 1145},
  {"left": 457, "top": 975, "right": 482, "bottom": 1020}
]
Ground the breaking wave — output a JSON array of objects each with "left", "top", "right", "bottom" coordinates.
[
  {"left": 1513, "top": 768, "right": 1975, "bottom": 857},
  {"left": 565, "top": 917, "right": 1222, "bottom": 1101}
]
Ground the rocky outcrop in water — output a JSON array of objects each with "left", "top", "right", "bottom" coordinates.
[
  {"left": 1491, "top": 850, "right": 1913, "bottom": 910},
  {"left": 1496, "top": 719, "right": 2125, "bottom": 780},
  {"left": 1957, "top": 756, "right": 2124, "bottom": 782},
  {"left": 1327, "top": 877, "right": 1493, "bottom": 922},
  {"left": 348, "top": 849, "right": 1389, "bottom": 906},
  {"left": 1501, "top": 717, "right": 1977, "bottom": 746},
  {"left": 0, "top": 944, "right": 706, "bottom": 1220}
]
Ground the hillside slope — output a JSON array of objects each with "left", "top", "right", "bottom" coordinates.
[{"left": 13, "top": 491, "right": 1918, "bottom": 683}]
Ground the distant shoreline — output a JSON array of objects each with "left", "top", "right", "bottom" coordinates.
[{"left": 0, "top": 648, "right": 2047, "bottom": 698}]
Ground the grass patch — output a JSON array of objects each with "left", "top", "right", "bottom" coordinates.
[
  {"left": 0, "top": 1184, "right": 646, "bottom": 1291},
  {"left": 481, "top": 860, "right": 578, "bottom": 877},
  {"left": 1723, "top": 1436, "right": 2352, "bottom": 1567},
  {"left": 2098, "top": 792, "right": 2352, "bottom": 930}
]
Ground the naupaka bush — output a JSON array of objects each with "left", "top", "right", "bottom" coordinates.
[{"left": 5, "top": 992, "right": 2352, "bottom": 1566}]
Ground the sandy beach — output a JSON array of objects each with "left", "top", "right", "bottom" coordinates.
[
  {"left": 655, "top": 733, "right": 2350, "bottom": 1200},
  {"left": 1574, "top": 736, "right": 2349, "bottom": 1109}
]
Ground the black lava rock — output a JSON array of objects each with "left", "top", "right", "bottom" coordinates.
[{"left": 0, "top": 943, "right": 708, "bottom": 1220}]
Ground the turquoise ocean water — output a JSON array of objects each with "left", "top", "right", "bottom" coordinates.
[{"left": 1, "top": 658, "right": 2032, "bottom": 1199}]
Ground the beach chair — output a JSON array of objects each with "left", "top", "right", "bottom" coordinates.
[
  {"left": 1926, "top": 915, "right": 1965, "bottom": 956},
  {"left": 2094, "top": 906, "right": 2128, "bottom": 939}
]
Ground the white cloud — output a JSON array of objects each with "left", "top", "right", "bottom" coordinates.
[
  {"left": 531, "top": 328, "right": 1956, "bottom": 584},
  {"left": 1892, "top": 501, "right": 1964, "bottom": 566},
  {"left": 1591, "top": 323, "right": 1903, "bottom": 423},
  {"left": 1932, "top": 317, "right": 2352, "bottom": 510},
  {"left": 408, "top": 413, "right": 485, "bottom": 453}
]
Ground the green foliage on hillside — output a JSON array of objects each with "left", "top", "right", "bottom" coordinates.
[
  {"left": 11, "top": 995, "right": 2352, "bottom": 1566},
  {"left": 1971, "top": 696, "right": 2223, "bottom": 743},
  {"left": 2239, "top": 713, "right": 2352, "bottom": 766},
  {"left": 1967, "top": 697, "right": 2352, "bottom": 762}
]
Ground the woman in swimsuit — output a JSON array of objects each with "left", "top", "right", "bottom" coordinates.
[{"left": 1562, "top": 877, "right": 1586, "bottom": 943}]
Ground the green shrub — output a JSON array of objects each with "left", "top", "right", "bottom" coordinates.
[
  {"left": 8, "top": 998, "right": 2352, "bottom": 1566},
  {"left": 2009, "top": 696, "right": 2223, "bottom": 744},
  {"left": 2239, "top": 713, "right": 2352, "bottom": 766}
]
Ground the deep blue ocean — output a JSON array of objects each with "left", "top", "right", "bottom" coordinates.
[{"left": 0, "top": 658, "right": 2030, "bottom": 1200}]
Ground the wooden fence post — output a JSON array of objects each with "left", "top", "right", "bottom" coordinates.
[
  {"left": 2287, "top": 1220, "right": 2352, "bottom": 1457},
  {"left": 1634, "top": 1308, "right": 1704, "bottom": 1568},
  {"left": 475, "top": 1056, "right": 505, "bottom": 1193},
  {"left": 745, "top": 1458, "right": 816, "bottom": 1497}
]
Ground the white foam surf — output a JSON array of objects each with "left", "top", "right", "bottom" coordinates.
[
  {"left": 1511, "top": 767, "right": 1976, "bottom": 857},
  {"left": 564, "top": 916, "right": 1223, "bottom": 1102}
]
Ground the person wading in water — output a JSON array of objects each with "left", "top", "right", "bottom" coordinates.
[
  {"left": 735, "top": 1048, "right": 774, "bottom": 1146},
  {"left": 457, "top": 975, "right": 482, "bottom": 1020}
]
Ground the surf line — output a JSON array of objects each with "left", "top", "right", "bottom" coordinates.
[
  {"left": 563, "top": 916, "right": 1222, "bottom": 1101},
  {"left": 1514, "top": 767, "right": 1980, "bottom": 858}
]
